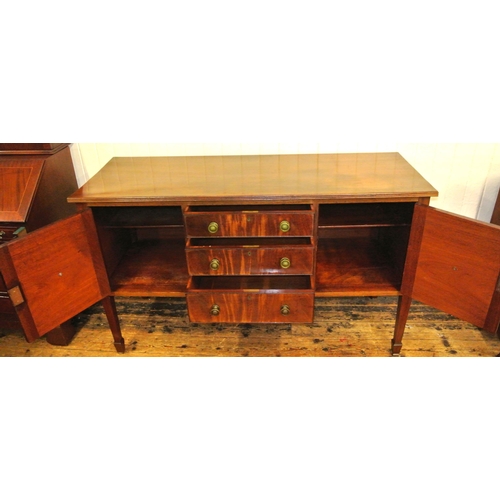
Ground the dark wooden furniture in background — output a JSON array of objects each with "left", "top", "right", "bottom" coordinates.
[
  {"left": 491, "top": 186, "right": 500, "bottom": 349},
  {"left": 3, "top": 152, "right": 500, "bottom": 355},
  {"left": 491, "top": 187, "right": 500, "bottom": 226},
  {"left": 0, "top": 143, "right": 82, "bottom": 345},
  {"left": 0, "top": 143, "right": 78, "bottom": 237}
]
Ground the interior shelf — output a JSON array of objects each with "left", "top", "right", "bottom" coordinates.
[
  {"left": 109, "top": 238, "right": 188, "bottom": 296},
  {"left": 315, "top": 237, "right": 403, "bottom": 296},
  {"left": 318, "top": 202, "right": 414, "bottom": 228},
  {"left": 93, "top": 206, "right": 184, "bottom": 228}
]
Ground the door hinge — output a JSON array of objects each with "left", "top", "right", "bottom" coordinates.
[{"left": 8, "top": 285, "right": 25, "bottom": 307}]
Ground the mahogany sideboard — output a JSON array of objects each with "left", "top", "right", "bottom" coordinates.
[{"left": 2, "top": 152, "right": 500, "bottom": 355}]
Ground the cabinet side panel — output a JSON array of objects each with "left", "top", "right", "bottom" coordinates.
[
  {"left": 412, "top": 207, "right": 500, "bottom": 330},
  {"left": 400, "top": 203, "right": 428, "bottom": 296},
  {"left": 26, "top": 146, "right": 78, "bottom": 231}
]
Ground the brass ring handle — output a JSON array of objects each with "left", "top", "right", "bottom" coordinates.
[
  {"left": 281, "top": 304, "right": 290, "bottom": 316},
  {"left": 280, "top": 257, "right": 291, "bottom": 269},
  {"left": 208, "top": 222, "right": 219, "bottom": 234},
  {"left": 210, "top": 258, "right": 220, "bottom": 271},
  {"left": 0, "top": 231, "right": 5, "bottom": 240},
  {"left": 210, "top": 304, "right": 220, "bottom": 316},
  {"left": 280, "top": 220, "right": 291, "bottom": 233}
]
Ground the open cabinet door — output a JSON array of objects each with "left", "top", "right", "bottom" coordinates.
[
  {"left": 410, "top": 205, "right": 500, "bottom": 331},
  {"left": 0, "top": 210, "right": 125, "bottom": 352},
  {"left": 393, "top": 204, "right": 500, "bottom": 354}
]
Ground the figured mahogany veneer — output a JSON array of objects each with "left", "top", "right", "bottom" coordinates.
[
  {"left": 186, "top": 289, "right": 315, "bottom": 323},
  {"left": 186, "top": 238, "right": 315, "bottom": 276},
  {"left": 184, "top": 205, "right": 315, "bottom": 238},
  {"left": 183, "top": 204, "right": 317, "bottom": 322}
]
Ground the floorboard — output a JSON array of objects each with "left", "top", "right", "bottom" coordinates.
[{"left": 1, "top": 296, "right": 499, "bottom": 357}]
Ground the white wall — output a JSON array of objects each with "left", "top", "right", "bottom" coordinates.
[{"left": 69, "top": 143, "right": 500, "bottom": 222}]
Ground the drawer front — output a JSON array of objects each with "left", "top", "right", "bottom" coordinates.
[
  {"left": 185, "top": 212, "right": 314, "bottom": 237},
  {"left": 186, "top": 246, "right": 315, "bottom": 275},
  {"left": 187, "top": 291, "right": 314, "bottom": 323}
]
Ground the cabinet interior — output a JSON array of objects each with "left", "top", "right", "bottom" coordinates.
[
  {"left": 92, "top": 202, "right": 415, "bottom": 297},
  {"left": 316, "top": 202, "right": 413, "bottom": 295},
  {"left": 188, "top": 275, "right": 313, "bottom": 291},
  {"left": 93, "top": 206, "right": 188, "bottom": 296},
  {"left": 185, "top": 204, "right": 312, "bottom": 213}
]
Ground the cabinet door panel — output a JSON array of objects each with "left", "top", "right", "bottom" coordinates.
[
  {"left": 411, "top": 205, "right": 500, "bottom": 331},
  {"left": 0, "top": 211, "right": 110, "bottom": 341}
]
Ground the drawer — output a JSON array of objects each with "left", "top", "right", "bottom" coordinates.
[
  {"left": 187, "top": 275, "right": 314, "bottom": 323},
  {"left": 187, "top": 291, "right": 314, "bottom": 323},
  {"left": 186, "top": 237, "right": 315, "bottom": 275},
  {"left": 184, "top": 205, "right": 314, "bottom": 237}
]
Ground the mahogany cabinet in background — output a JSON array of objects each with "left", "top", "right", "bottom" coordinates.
[
  {"left": 491, "top": 187, "right": 500, "bottom": 226},
  {"left": 0, "top": 143, "right": 79, "bottom": 344},
  {"left": 0, "top": 143, "right": 78, "bottom": 237}
]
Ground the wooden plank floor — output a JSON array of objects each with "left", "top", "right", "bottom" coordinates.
[{"left": 1, "top": 296, "right": 500, "bottom": 357}]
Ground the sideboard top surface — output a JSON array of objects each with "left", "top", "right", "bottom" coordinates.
[{"left": 68, "top": 152, "right": 438, "bottom": 205}]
